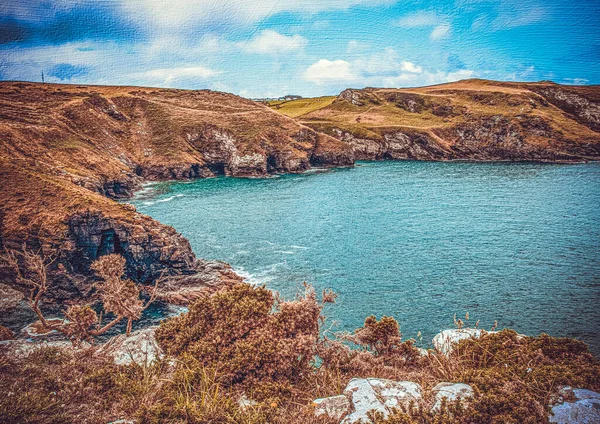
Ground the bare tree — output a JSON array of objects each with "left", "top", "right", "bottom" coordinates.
[{"left": 1, "top": 246, "right": 159, "bottom": 344}]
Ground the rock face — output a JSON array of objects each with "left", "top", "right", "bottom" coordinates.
[
  {"left": 97, "top": 327, "right": 164, "bottom": 366},
  {"left": 314, "top": 378, "right": 422, "bottom": 423},
  {"left": 550, "top": 387, "right": 600, "bottom": 424},
  {"left": 431, "top": 382, "right": 474, "bottom": 411},
  {"left": 432, "top": 329, "right": 492, "bottom": 355},
  {"left": 0, "top": 283, "right": 35, "bottom": 331}
]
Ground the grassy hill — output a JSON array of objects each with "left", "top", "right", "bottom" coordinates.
[
  {"left": 267, "top": 96, "right": 336, "bottom": 118},
  {"left": 276, "top": 79, "right": 600, "bottom": 162}
]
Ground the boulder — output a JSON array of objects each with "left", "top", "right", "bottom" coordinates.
[
  {"left": 238, "top": 394, "right": 258, "bottom": 411},
  {"left": 313, "top": 395, "right": 350, "bottom": 421},
  {"left": 431, "top": 382, "right": 474, "bottom": 411},
  {"left": 97, "top": 327, "right": 164, "bottom": 366},
  {"left": 313, "top": 378, "right": 422, "bottom": 423},
  {"left": 550, "top": 386, "right": 600, "bottom": 424},
  {"left": 432, "top": 329, "right": 493, "bottom": 355}
]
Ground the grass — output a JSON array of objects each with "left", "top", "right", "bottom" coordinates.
[{"left": 268, "top": 96, "right": 336, "bottom": 118}]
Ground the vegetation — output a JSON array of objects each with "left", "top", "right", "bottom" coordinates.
[
  {"left": 0, "top": 248, "right": 157, "bottom": 344},
  {"left": 268, "top": 96, "right": 336, "bottom": 118},
  {"left": 1, "top": 282, "right": 598, "bottom": 423}
]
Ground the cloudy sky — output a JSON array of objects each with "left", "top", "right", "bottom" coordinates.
[{"left": 1, "top": 0, "right": 599, "bottom": 98}]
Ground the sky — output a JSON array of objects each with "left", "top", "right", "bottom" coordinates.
[{"left": 1, "top": 0, "right": 599, "bottom": 98}]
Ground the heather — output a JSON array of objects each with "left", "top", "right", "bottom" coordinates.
[{"left": 1, "top": 282, "right": 599, "bottom": 423}]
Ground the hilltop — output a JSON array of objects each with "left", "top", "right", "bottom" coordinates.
[{"left": 275, "top": 79, "right": 600, "bottom": 162}]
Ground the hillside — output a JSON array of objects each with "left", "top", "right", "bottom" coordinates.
[
  {"left": 291, "top": 79, "right": 600, "bottom": 161},
  {"left": 0, "top": 82, "right": 353, "bottom": 303},
  {"left": 268, "top": 96, "right": 336, "bottom": 118},
  {"left": 1, "top": 79, "right": 600, "bottom": 304}
]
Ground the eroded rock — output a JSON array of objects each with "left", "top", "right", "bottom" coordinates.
[
  {"left": 314, "top": 378, "right": 422, "bottom": 423},
  {"left": 97, "top": 327, "right": 164, "bottom": 366},
  {"left": 313, "top": 395, "right": 350, "bottom": 421},
  {"left": 431, "top": 382, "right": 474, "bottom": 411},
  {"left": 432, "top": 329, "right": 492, "bottom": 355},
  {"left": 550, "top": 386, "right": 600, "bottom": 424}
]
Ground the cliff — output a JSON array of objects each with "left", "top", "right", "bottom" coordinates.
[
  {"left": 292, "top": 79, "right": 600, "bottom": 162},
  {"left": 0, "top": 82, "right": 353, "bottom": 302}
]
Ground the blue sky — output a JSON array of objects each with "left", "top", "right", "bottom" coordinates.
[{"left": 1, "top": 0, "right": 599, "bottom": 97}]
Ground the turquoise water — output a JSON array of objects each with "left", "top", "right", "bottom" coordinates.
[{"left": 130, "top": 161, "right": 600, "bottom": 354}]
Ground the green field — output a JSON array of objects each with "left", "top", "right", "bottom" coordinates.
[{"left": 268, "top": 96, "right": 336, "bottom": 118}]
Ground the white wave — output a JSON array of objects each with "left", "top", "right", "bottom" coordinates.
[
  {"left": 234, "top": 262, "right": 287, "bottom": 285},
  {"left": 143, "top": 193, "right": 184, "bottom": 206},
  {"left": 290, "top": 245, "right": 308, "bottom": 250},
  {"left": 166, "top": 304, "right": 189, "bottom": 316}
]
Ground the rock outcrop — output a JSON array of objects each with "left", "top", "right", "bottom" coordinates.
[
  {"left": 313, "top": 378, "right": 422, "bottom": 423},
  {"left": 550, "top": 386, "right": 600, "bottom": 424},
  {"left": 97, "top": 327, "right": 164, "bottom": 366},
  {"left": 431, "top": 382, "right": 474, "bottom": 411},
  {"left": 432, "top": 328, "right": 496, "bottom": 355}
]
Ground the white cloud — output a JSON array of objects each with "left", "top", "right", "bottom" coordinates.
[
  {"left": 304, "top": 59, "right": 357, "bottom": 85},
  {"left": 304, "top": 49, "right": 475, "bottom": 89},
  {"left": 430, "top": 23, "right": 451, "bottom": 40},
  {"left": 400, "top": 61, "right": 423, "bottom": 73},
  {"left": 395, "top": 11, "right": 440, "bottom": 28},
  {"left": 243, "top": 30, "right": 307, "bottom": 55}
]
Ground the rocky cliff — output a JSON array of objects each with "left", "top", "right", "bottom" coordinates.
[
  {"left": 296, "top": 79, "right": 600, "bottom": 162},
  {"left": 0, "top": 82, "right": 353, "bottom": 304}
]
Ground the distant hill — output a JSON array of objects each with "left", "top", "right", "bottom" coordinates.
[{"left": 277, "top": 79, "right": 600, "bottom": 162}]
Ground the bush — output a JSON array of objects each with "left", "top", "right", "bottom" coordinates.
[{"left": 156, "top": 283, "right": 323, "bottom": 388}]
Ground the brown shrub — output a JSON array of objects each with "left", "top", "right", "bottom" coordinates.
[
  {"left": 0, "top": 325, "right": 13, "bottom": 341},
  {"left": 156, "top": 283, "right": 323, "bottom": 389}
]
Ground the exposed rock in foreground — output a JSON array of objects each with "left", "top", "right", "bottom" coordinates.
[
  {"left": 432, "top": 328, "right": 493, "bottom": 355},
  {"left": 550, "top": 386, "right": 600, "bottom": 424},
  {"left": 96, "top": 327, "right": 164, "bottom": 366},
  {"left": 314, "top": 378, "right": 423, "bottom": 423},
  {"left": 431, "top": 382, "right": 474, "bottom": 411}
]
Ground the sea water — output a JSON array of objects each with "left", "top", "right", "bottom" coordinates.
[{"left": 130, "top": 161, "right": 600, "bottom": 354}]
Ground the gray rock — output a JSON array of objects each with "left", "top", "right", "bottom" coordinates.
[
  {"left": 432, "top": 329, "right": 492, "bottom": 355},
  {"left": 97, "top": 327, "right": 164, "bottom": 366},
  {"left": 431, "top": 382, "right": 474, "bottom": 411},
  {"left": 313, "top": 395, "right": 350, "bottom": 421},
  {"left": 550, "top": 387, "right": 600, "bottom": 424},
  {"left": 341, "top": 378, "right": 422, "bottom": 424},
  {"left": 238, "top": 394, "right": 258, "bottom": 411}
]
